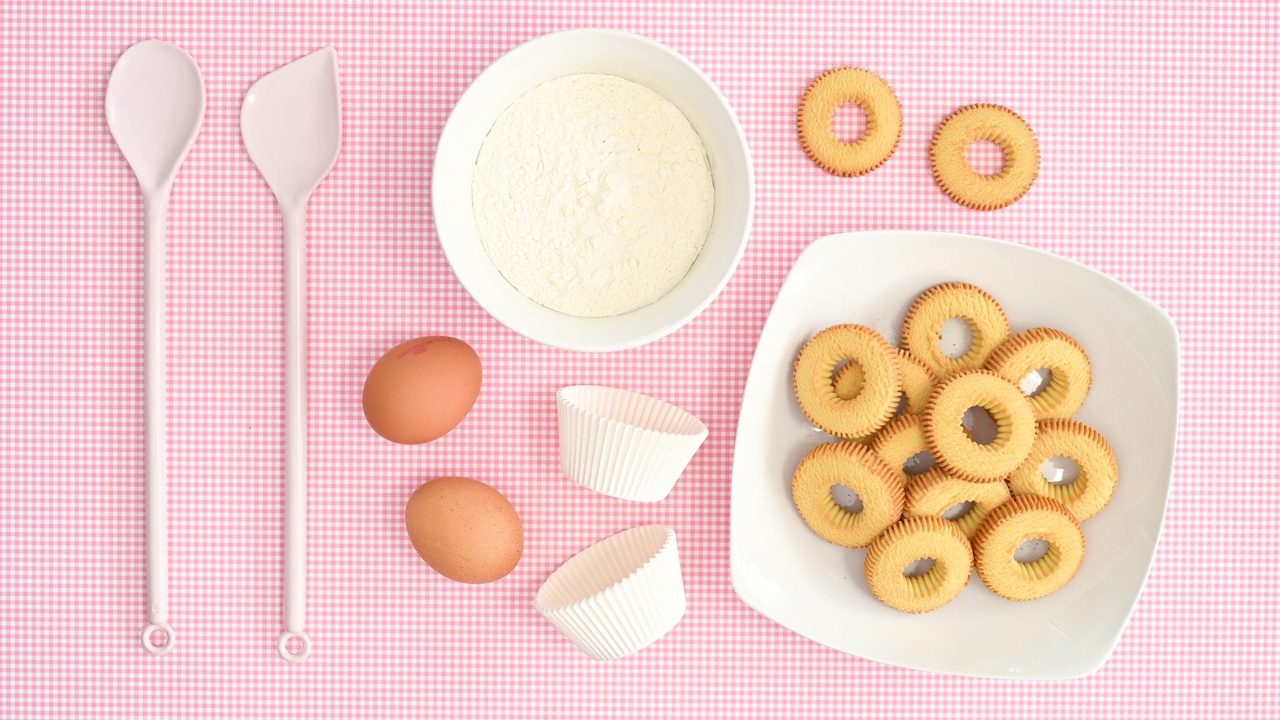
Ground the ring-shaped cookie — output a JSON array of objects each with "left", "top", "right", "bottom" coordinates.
[
  {"left": 930, "top": 104, "right": 1039, "bottom": 210},
  {"left": 832, "top": 359, "right": 865, "bottom": 401},
  {"left": 901, "top": 283, "right": 1010, "bottom": 380},
  {"left": 831, "top": 361, "right": 878, "bottom": 444},
  {"left": 837, "top": 349, "right": 936, "bottom": 422},
  {"left": 864, "top": 516, "right": 973, "bottom": 613},
  {"left": 797, "top": 67, "right": 903, "bottom": 177},
  {"left": 904, "top": 467, "right": 1012, "bottom": 538},
  {"left": 792, "top": 441, "right": 904, "bottom": 549},
  {"left": 923, "top": 370, "right": 1037, "bottom": 483},
  {"left": 985, "top": 328, "right": 1091, "bottom": 420},
  {"left": 973, "top": 496, "right": 1085, "bottom": 601},
  {"left": 1008, "top": 419, "right": 1117, "bottom": 521},
  {"left": 794, "top": 324, "right": 902, "bottom": 439},
  {"left": 870, "top": 414, "right": 933, "bottom": 487},
  {"left": 897, "top": 350, "right": 938, "bottom": 415}
]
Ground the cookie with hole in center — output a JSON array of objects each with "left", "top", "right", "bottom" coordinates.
[
  {"left": 922, "top": 370, "right": 1037, "bottom": 483},
  {"left": 972, "top": 495, "right": 1085, "bottom": 601},
  {"left": 901, "top": 283, "right": 1010, "bottom": 381},
  {"left": 791, "top": 441, "right": 905, "bottom": 549},
  {"left": 864, "top": 516, "right": 973, "bottom": 613},
  {"left": 985, "top": 328, "right": 1091, "bottom": 421},
  {"left": 904, "top": 467, "right": 1012, "bottom": 538},
  {"left": 842, "top": 349, "right": 938, "bottom": 419},
  {"left": 1008, "top": 419, "right": 1117, "bottom": 521},
  {"left": 794, "top": 324, "right": 902, "bottom": 439},
  {"left": 870, "top": 413, "right": 933, "bottom": 487},
  {"left": 897, "top": 349, "right": 938, "bottom": 415},
  {"left": 797, "top": 67, "right": 903, "bottom": 177},
  {"left": 930, "top": 103, "right": 1039, "bottom": 210}
]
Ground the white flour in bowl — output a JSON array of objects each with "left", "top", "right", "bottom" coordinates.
[{"left": 471, "top": 73, "right": 714, "bottom": 318}]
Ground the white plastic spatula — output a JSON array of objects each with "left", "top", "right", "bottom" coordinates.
[
  {"left": 240, "top": 47, "right": 341, "bottom": 663},
  {"left": 105, "top": 39, "right": 206, "bottom": 656}
]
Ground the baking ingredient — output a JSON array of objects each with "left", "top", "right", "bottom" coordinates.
[
  {"left": 472, "top": 73, "right": 714, "bottom": 317},
  {"left": 404, "top": 477, "right": 523, "bottom": 584},
  {"left": 362, "top": 336, "right": 481, "bottom": 445}
]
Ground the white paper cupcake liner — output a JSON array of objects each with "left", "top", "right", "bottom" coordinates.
[
  {"left": 556, "top": 385, "right": 709, "bottom": 502},
  {"left": 535, "top": 525, "right": 686, "bottom": 661}
]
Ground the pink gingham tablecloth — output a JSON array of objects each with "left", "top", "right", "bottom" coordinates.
[{"left": 2, "top": 1, "right": 1277, "bottom": 718}]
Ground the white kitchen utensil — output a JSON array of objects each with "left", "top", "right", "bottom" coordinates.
[
  {"left": 240, "top": 47, "right": 341, "bottom": 663},
  {"left": 105, "top": 39, "right": 206, "bottom": 656}
]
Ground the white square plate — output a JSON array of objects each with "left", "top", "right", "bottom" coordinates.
[{"left": 729, "top": 231, "right": 1179, "bottom": 680}]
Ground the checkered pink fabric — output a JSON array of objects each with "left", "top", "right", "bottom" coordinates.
[{"left": 2, "top": 1, "right": 1277, "bottom": 717}]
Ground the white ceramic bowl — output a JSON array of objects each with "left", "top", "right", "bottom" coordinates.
[
  {"left": 730, "top": 231, "right": 1179, "bottom": 680},
  {"left": 432, "top": 29, "right": 754, "bottom": 352}
]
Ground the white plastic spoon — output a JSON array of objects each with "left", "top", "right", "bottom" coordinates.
[
  {"left": 105, "top": 39, "right": 206, "bottom": 657},
  {"left": 240, "top": 47, "right": 341, "bottom": 663}
]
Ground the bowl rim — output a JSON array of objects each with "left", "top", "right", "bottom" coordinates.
[{"left": 431, "top": 27, "right": 755, "bottom": 353}]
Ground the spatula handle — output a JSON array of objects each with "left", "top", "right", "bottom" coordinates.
[
  {"left": 279, "top": 204, "right": 311, "bottom": 662},
  {"left": 141, "top": 195, "right": 175, "bottom": 656}
]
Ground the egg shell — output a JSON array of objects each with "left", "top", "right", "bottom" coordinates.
[
  {"left": 404, "top": 476, "right": 523, "bottom": 584},
  {"left": 362, "top": 336, "right": 481, "bottom": 445}
]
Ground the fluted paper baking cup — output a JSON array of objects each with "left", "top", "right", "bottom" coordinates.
[
  {"left": 535, "top": 525, "right": 686, "bottom": 661},
  {"left": 556, "top": 385, "right": 709, "bottom": 502}
]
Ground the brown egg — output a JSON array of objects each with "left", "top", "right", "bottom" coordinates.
[
  {"left": 362, "top": 336, "right": 481, "bottom": 444},
  {"left": 404, "top": 476, "right": 523, "bottom": 584}
]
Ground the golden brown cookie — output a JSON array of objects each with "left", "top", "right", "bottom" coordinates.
[
  {"left": 794, "top": 324, "right": 902, "bottom": 439},
  {"left": 923, "top": 370, "right": 1037, "bottom": 483},
  {"left": 1008, "top": 419, "right": 1117, "bottom": 521},
  {"left": 833, "top": 361, "right": 883, "bottom": 445},
  {"left": 904, "top": 467, "right": 1012, "bottom": 538},
  {"left": 791, "top": 441, "right": 905, "bottom": 549},
  {"left": 972, "top": 496, "right": 1085, "bottom": 601},
  {"left": 797, "top": 67, "right": 903, "bottom": 177},
  {"left": 901, "top": 283, "right": 1011, "bottom": 381},
  {"left": 930, "top": 104, "right": 1039, "bottom": 210},
  {"left": 832, "top": 359, "right": 865, "bottom": 401},
  {"left": 870, "top": 413, "right": 933, "bottom": 487},
  {"left": 897, "top": 350, "right": 938, "bottom": 415},
  {"left": 985, "top": 328, "right": 1092, "bottom": 421},
  {"left": 837, "top": 348, "right": 934, "bottom": 421},
  {"left": 864, "top": 516, "right": 973, "bottom": 613}
]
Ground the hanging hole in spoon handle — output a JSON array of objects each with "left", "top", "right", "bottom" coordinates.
[
  {"left": 277, "top": 629, "right": 311, "bottom": 662},
  {"left": 141, "top": 622, "right": 175, "bottom": 655}
]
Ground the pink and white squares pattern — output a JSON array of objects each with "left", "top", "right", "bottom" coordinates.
[{"left": 1, "top": 1, "right": 1277, "bottom": 718}]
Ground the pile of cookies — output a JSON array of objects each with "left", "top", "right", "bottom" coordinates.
[{"left": 790, "top": 282, "right": 1118, "bottom": 613}]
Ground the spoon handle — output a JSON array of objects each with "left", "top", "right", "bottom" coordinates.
[
  {"left": 141, "top": 195, "right": 175, "bottom": 655},
  {"left": 279, "top": 204, "right": 311, "bottom": 662}
]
